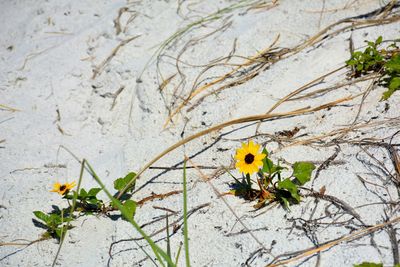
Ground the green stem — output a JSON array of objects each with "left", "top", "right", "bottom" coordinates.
[
  {"left": 246, "top": 173, "right": 252, "bottom": 188},
  {"left": 51, "top": 160, "right": 86, "bottom": 267},
  {"left": 85, "top": 160, "right": 174, "bottom": 267}
]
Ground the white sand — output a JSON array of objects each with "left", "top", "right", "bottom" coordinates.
[{"left": 1, "top": 0, "right": 400, "bottom": 266}]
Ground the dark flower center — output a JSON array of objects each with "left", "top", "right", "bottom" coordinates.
[
  {"left": 244, "top": 153, "right": 255, "bottom": 164},
  {"left": 60, "top": 185, "right": 67, "bottom": 191}
]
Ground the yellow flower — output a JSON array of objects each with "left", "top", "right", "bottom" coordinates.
[
  {"left": 50, "top": 181, "right": 76, "bottom": 195},
  {"left": 235, "top": 140, "right": 266, "bottom": 175}
]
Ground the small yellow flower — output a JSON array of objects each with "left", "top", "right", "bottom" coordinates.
[
  {"left": 235, "top": 140, "right": 266, "bottom": 175},
  {"left": 50, "top": 181, "right": 76, "bottom": 195}
]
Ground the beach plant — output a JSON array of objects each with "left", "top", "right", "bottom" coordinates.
[
  {"left": 353, "top": 262, "right": 400, "bottom": 267},
  {"left": 346, "top": 36, "right": 400, "bottom": 100},
  {"left": 31, "top": 156, "right": 194, "bottom": 266},
  {"left": 230, "top": 140, "right": 315, "bottom": 209},
  {"left": 32, "top": 210, "right": 73, "bottom": 239},
  {"left": 346, "top": 36, "right": 385, "bottom": 76},
  {"left": 32, "top": 170, "right": 138, "bottom": 240}
]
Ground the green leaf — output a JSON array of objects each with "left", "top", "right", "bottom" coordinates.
[
  {"left": 33, "top": 211, "right": 50, "bottom": 223},
  {"left": 262, "top": 148, "right": 269, "bottom": 157},
  {"left": 389, "top": 76, "right": 400, "bottom": 91},
  {"left": 88, "top": 187, "right": 102, "bottom": 197},
  {"left": 353, "top": 262, "right": 383, "bottom": 267},
  {"left": 280, "top": 197, "right": 290, "bottom": 210},
  {"left": 54, "top": 227, "right": 64, "bottom": 239},
  {"left": 87, "top": 198, "right": 100, "bottom": 205},
  {"left": 382, "top": 76, "right": 400, "bottom": 100},
  {"left": 376, "top": 36, "right": 383, "bottom": 45},
  {"left": 79, "top": 188, "right": 88, "bottom": 198},
  {"left": 122, "top": 199, "right": 136, "bottom": 220},
  {"left": 48, "top": 213, "right": 62, "bottom": 225},
  {"left": 292, "top": 162, "right": 315, "bottom": 185},
  {"left": 60, "top": 216, "right": 73, "bottom": 223},
  {"left": 262, "top": 157, "right": 275, "bottom": 174},
  {"left": 346, "top": 59, "right": 357, "bottom": 66},
  {"left": 277, "top": 178, "right": 300, "bottom": 202},
  {"left": 114, "top": 172, "right": 136, "bottom": 192},
  {"left": 381, "top": 88, "right": 396, "bottom": 100},
  {"left": 67, "top": 191, "right": 77, "bottom": 200},
  {"left": 385, "top": 55, "right": 400, "bottom": 73},
  {"left": 114, "top": 179, "right": 126, "bottom": 191}
]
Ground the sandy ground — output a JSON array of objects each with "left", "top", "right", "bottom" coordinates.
[{"left": 1, "top": 0, "right": 400, "bottom": 266}]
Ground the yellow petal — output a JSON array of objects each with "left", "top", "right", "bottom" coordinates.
[
  {"left": 66, "top": 181, "right": 76, "bottom": 190},
  {"left": 50, "top": 182, "right": 61, "bottom": 192},
  {"left": 242, "top": 165, "right": 251, "bottom": 175},
  {"left": 242, "top": 145, "right": 250, "bottom": 155},
  {"left": 248, "top": 140, "right": 260, "bottom": 155},
  {"left": 254, "top": 160, "right": 264, "bottom": 169},
  {"left": 236, "top": 161, "right": 247, "bottom": 173},
  {"left": 235, "top": 161, "right": 243, "bottom": 170},
  {"left": 235, "top": 150, "right": 246, "bottom": 161},
  {"left": 249, "top": 164, "right": 259, "bottom": 175},
  {"left": 255, "top": 153, "right": 266, "bottom": 161}
]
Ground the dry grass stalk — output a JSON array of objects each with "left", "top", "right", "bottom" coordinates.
[
  {"left": 163, "top": 4, "right": 400, "bottom": 126},
  {"left": 288, "top": 73, "right": 380, "bottom": 101},
  {"left": 266, "top": 216, "right": 400, "bottom": 267},
  {"left": 0, "top": 236, "right": 49, "bottom": 247},
  {"left": 158, "top": 73, "right": 177, "bottom": 91},
  {"left": 113, "top": 7, "right": 129, "bottom": 35},
  {"left": 0, "top": 104, "right": 20, "bottom": 112},
  {"left": 163, "top": 35, "right": 281, "bottom": 127},
  {"left": 92, "top": 35, "right": 141, "bottom": 79},
  {"left": 255, "top": 66, "right": 346, "bottom": 133},
  {"left": 282, "top": 117, "right": 400, "bottom": 149},
  {"left": 388, "top": 144, "right": 400, "bottom": 184},
  {"left": 136, "top": 190, "right": 183, "bottom": 206}
]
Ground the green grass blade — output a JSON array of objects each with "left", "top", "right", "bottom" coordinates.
[
  {"left": 174, "top": 242, "right": 183, "bottom": 266},
  {"left": 133, "top": 239, "right": 159, "bottom": 267},
  {"left": 51, "top": 159, "right": 86, "bottom": 267},
  {"left": 166, "top": 214, "right": 172, "bottom": 267},
  {"left": 85, "top": 161, "right": 175, "bottom": 267},
  {"left": 183, "top": 161, "right": 191, "bottom": 267}
]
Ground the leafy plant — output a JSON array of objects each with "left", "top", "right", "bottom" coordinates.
[
  {"left": 231, "top": 142, "right": 315, "bottom": 209},
  {"left": 346, "top": 36, "right": 384, "bottom": 75},
  {"left": 346, "top": 36, "right": 400, "bottom": 100},
  {"left": 122, "top": 199, "right": 137, "bottom": 221},
  {"left": 353, "top": 263, "right": 383, "bottom": 267},
  {"left": 382, "top": 53, "right": 400, "bottom": 100},
  {"left": 33, "top": 169, "right": 139, "bottom": 241},
  {"left": 85, "top": 161, "right": 175, "bottom": 267},
  {"left": 353, "top": 262, "right": 400, "bottom": 267},
  {"left": 64, "top": 187, "right": 103, "bottom": 213},
  {"left": 114, "top": 172, "right": 137, "bottom": 200},
  {"left": 33, "top": 210, "right": 73, "bottom": 239}
]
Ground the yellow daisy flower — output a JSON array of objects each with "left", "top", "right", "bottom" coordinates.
[
  {"left": 235, "top": 140, "right": 266, "bottom": 175},
  {"left": 50, "top": 181, "right": 76, "bottom": 195}
]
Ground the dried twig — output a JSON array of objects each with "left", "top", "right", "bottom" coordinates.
[
  {"left": 267, "top": 216, "right": 400, "bottom": 267},
  {"left": 92, "top": 35, "right": 141, "bottom": 79},
  {"left": 136, "top": 190, "right": 182, "bottom": 206}
]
